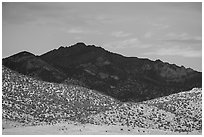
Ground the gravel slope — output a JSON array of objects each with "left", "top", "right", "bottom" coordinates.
[{"left": 2, "top": 66, "right": 202, "bottom": 134}]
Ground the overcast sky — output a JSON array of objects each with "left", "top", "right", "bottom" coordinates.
[{"left": 2, "top": 2, "right": 202, "bottom": 71}]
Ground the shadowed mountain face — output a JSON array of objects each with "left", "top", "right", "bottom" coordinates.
[
  {"left": 2, "top": 51, "right": 67, "bottom": 83},
  {"left": 3, "top": 42, "right": 202, "bottom": 102}
]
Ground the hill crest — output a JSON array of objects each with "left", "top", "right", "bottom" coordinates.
[{"left": 3, "top": 42, "right": 202, "bottom": 102}]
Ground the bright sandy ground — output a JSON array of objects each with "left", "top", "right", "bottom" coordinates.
[{"left": 2, "top": 122, "right": 201, "bottom": 135}]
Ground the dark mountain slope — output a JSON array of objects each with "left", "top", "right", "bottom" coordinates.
[
  {"left": 2, "top": 51, "right": 67, "bottom": 83},
  {"left": 40, "top": 42, "right": 201, "bottom": 101},
  {"left": 3, "top": 42, "right": 202, "bottom": 102}
]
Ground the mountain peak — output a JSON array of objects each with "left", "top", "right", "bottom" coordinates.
[
  {"left": 70, "top": 42, "right": 104, "bottom": 50},
  {"left": 11, "top": 51, "right": 35, "bottom": 58},
  {"left": 57, "top": 42, "right": 87, "bottom": 50},
  {"left": 72, "top": 42, "right": 87, "bottom": 47}
]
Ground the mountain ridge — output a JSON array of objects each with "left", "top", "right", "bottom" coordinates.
[{"left": 2, "top": 42, "right": 202, "bottom": 102}]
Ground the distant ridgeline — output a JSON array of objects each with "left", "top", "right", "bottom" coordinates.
[{"left": 3, "top": 42, "right": 202, "bottom": 102}]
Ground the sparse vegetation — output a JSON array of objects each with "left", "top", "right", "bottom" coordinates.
[
  {"left": 2, "top": 66, "right": 119, "bottom": 126},
  {"left": 2, "top": 66, "right": 202, "bottom": 134},
  {"left": 85, "top": 88, "right": 202, "bottom": 133}
]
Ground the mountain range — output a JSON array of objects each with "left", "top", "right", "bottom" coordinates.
[{"left": 2, "top": 42, "right": 202, "bottom": 102}]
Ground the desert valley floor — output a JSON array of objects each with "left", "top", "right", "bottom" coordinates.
[{"left": 3, "top": 121, "right": 201, "bottom": 135}]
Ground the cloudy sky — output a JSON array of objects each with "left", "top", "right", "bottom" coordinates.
[{"left": 2, "top": 2, "right": 202, "bottom": 71}]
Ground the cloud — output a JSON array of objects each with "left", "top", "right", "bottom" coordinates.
[
  {"left": 162, "top": 32, "right": 202, "bottom": 43},
  {"left": 152, "top": 23, "right": 169, "bottom": 30},
  {"left": 66, "top": 28, "right": 86, "bottom": 34},
  {"left": 84, "top": 14, "right": 117, "bottom": 25},
  {"left": 164, "top": 39, "right": 202, "bottom": 44},
  {"left": 111, "top": 31, "right": 132, "bottom": 38},
  {"left": 65, "top": 27, "right": 100, "bottom": 35},
  {"left": 144, "top": 32, "right": 153, "bottom": 39},
  {"left": 103, "top": 38, "right": 151, "bottom": 49},
  {"left": 3, "top": 3, "right": 71, "bottom": 25},
  {"left": 95, "top": 15, "right": 113, "bottom": 24},
  {"left": 143, "top": 46, "right": 201, "bottom": 58}
]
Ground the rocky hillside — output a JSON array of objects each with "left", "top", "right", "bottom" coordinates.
[
  {"left": 85, "top": 88, "right": 202, "bottom": 133},
  {"left": 2, "top": 66, "right": 201, "bottom": 134},
  {"left": 2, "top": 66, "right": 120, "bottom": 126},
  {"left": 3, "top": 42, "right": 202, "bottom": 102}
]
